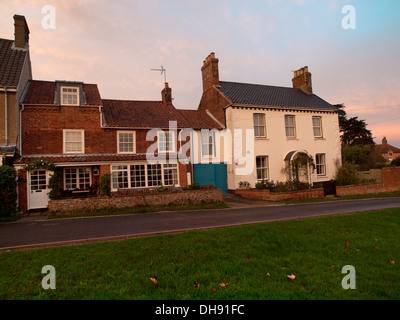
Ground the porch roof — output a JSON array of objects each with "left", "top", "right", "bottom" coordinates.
[{"left": 14, "top": 153, "right": 180, "bottom": 166}]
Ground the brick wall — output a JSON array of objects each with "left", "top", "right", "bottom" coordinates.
[
  {"left": 237, "top": 167, "right": 400, "bottom": 201},
  {"left": 21, "top": 105, "right": 188, "bottom": 155},
  {"left": 236, "top": 188, "right": 324, "bottom": 201},
  {"left": 48, "top": 188, "right": 223, "bottom": 214}
]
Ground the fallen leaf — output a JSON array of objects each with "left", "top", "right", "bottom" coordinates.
[
  {"left": 390, "top": 260, "right": 395, "bottom": 265},
  {"left": 287, "top": 275, "right": 296, "bottom": 280},
  {"left": 374, "top": 246, "right": 380, "bottom": 250},
  {"left": 329, "top": 266, "right": 335, "bottom": 271},
  {"left": 246, "top": 256, "right": 250, "bottom": 262},
  {"left": 266, "top": 273, "right": 271, "bottom": 277},
  {"left": 149, "top": 277, "right": 157, "bottom": 284},
  {"left": 212, "top": 288, "right": 217, "bottom": 293},
  {"left": 219, "top": 282, "right": 229, "bottom": 287},
  {"left": 193, "top": 283, "right": 200, "bottom": 290},
  {"left": 346, "top": 241, "right": 351, "bottom": 249}
]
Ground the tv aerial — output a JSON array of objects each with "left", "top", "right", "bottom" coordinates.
[{"left": 150, "top": 65, "right": 167, "bottom": 84}]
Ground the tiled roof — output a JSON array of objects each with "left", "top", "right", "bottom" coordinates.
[
  {"left": 217, "top": 81, "right": 337, "bottom": 111},
  {"left": 0, "top": 38, "right": 27, "bottom": 87},
  {"left": 102, "top": 99, "right": 191, "bottom": 129},
  {"left": 376, "top": 143, "right": 400, "bottom": 154},
  {"left": 178, "top": 109, "right": 223, "bottom": 130},
  {"left": 14, "top": 153, "right": 173, "bottom": 165},
  {"left": 21, "top": 80, "right": 102, "bottom": 106}
]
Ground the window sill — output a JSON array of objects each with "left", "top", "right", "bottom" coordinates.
[
  {"left": 255, "top": 137, "right": 269, "bottom": 141},
  {"left": 314, "top": 137, "right": 325, "bottom": 141},
  {"left": 286, "top": 137, "right": 298, "bottom": 141}
]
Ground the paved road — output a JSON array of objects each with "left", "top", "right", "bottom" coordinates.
[{"left": 1, "top": 197, "right": 399, "bottom": 251}]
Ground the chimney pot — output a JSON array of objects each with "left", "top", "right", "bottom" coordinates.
[
  {"left": 292, "top": 66, "right": 312, "bottom": 95},
  {"left": 201, "top": 52, "right": 220, "bottom": 93}
]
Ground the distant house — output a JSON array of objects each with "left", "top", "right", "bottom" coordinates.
[
  {"left": 0, "top": 15, "right": 32, "bottom": 165},
  {"left": 14, "top": 80, "right": 200, "bottom": 211},
  {"left": 376, "top": 137, "right": 400, "bottom": 162},
  {"left": 193, "top": 52, "right": 342, "bottom": 192}
]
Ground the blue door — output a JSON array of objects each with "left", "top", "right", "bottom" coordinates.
[{"left": 193, "top": 163, "right": 228, "bottom": 194}]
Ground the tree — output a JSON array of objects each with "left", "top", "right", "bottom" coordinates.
[
  {"left": 0, "top": 165, "right": 18, "bottom": 217},
  {"left": 335, "top": 104, "right": 374, "bottom": 146}
]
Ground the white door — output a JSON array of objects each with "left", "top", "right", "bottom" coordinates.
[{"left": 28, "top": 170, "right": 50, "bottom": 210}]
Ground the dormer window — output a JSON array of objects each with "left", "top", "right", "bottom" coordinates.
[{"left": 61, "top": 86, "right": 79, "bottom": 106}]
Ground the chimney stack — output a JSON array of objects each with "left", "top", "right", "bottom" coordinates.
[
  {"left": 162, "top": 82, "right": 172, "bottom": 106},
  {"left": 14, "top": 15, "right": 30, "bottom": 49},
  {"left": 292, "top": 66, "right": 312, "bottom": 95},
  {"left": 201, "top": 52, "right": 220, "bottom": 93}
]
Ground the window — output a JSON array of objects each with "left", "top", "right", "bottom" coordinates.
[
  {"left": 256, "top": 156, "right": 269, "bottom": 181},
  {"left": 118, "top": 131, "right": 135, "bottom": 154},
  {"left": 316, "top": 154, "right": 326, "bottom": 176},
  {"left": 147, "top": 164, "right": 162, "bottom": 187},
  {"left": 111, "top": 165, "right": 129, "bottom": 189},
  {"left": 111, "top": 163, "right": 179, "bottom": 190},
  {"left": 285, "top": 115, "right": 296, "bottom": 138},
  {"left": 201, "top": 130, "right": 216, "bottom": 157},
  {"left": 64, "top": 167, "right": 91, "bottom": 190},
  {"left": 313, "top": 116, "right": 323, "bottom": 138},
  {"left": 163, "top": 164, "right": 178, "bottom": 186},
  {"left": 253, "top": 114, "right": 266, "bottom": 138},
  {"left": 61, "top": 87, "right": 79, "bottom": 106},
  {"left": 64, "top": 130, "right": 84, "bottom": 154},
  {"left": 130, "top": 165, "right": 146, "bottom": 188},
  {"left": 30, "top": 170, "right": 47, "bottom": 191},
  {"left": 158, "top": 131, "right": 176, "bottom": 153}
]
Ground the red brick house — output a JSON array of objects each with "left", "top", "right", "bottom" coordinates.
[
  {"left": 14, "top": 80, "right": 219, "bottom": 211},
  {"left": 376, "top": 137, "right": 400, "bottom": 162}
]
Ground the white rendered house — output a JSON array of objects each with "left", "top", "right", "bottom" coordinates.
[{"left": 191, "top": 53, "right": 342, "bottom": 192}]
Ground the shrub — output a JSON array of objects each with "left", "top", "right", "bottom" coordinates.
[
  {"left": 255, "top": 180, "right": 275, "bottom": 190},
  {"left": 48, "top": 170, "right": 63, "bottom": 200},
  {"left": 0, "top": 165, "right": 17, "bottom": 217},
  {"left": 154, "top": 185, "right": 168, "bottom": 193},
  {"left": 99, "top": 174, "right": 111, "bottom": 196},
  {"left": 335, "top": 163, "right": 360, "bottom": 186},
  {"left": 391, "top": 157, "right": 400, "bottom": 167},
  {"left": 201, "top": 184, "right": 216, "bottom": 189},
  {"left": 272, "top": 181, "right": 312, "bottom": 193},
  {"left": 239, "top": 181, "right": 251, "bottom": 189}
]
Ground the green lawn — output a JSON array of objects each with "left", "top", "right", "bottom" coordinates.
[{"left": 1, "top": 208, "right": 399, "bottom": 300}]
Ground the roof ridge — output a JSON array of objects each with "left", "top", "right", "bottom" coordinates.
[
  {"left": 220, "top": 80, "right": 293, "bottom": 90},
  {"left": 102, "top": 99, "right": 163, "bottom": 103}
]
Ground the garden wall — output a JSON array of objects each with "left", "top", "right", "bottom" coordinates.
[
  {"left": 236, "top": 167, "right": 400, "bottom": 201},
  {"left": 236, "top": 188, "right": 324, "bottom": 201},
  {"left": 48, "top": 188, "right": 223, "bottom": 214}
]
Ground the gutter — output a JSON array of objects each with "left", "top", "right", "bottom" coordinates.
[{"left": 4, "top": 87, "right": 8, "bottom": 145}]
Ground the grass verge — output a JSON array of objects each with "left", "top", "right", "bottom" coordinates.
[{"left": 1, "top": 208, "right": 399, "bottom": 300}]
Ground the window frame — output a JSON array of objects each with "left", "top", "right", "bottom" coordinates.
[
  {"left": 285, "top": 115, "right": 297, "bottom": 138},
  {"left": 117, "top": 131, "right": 136, "bottom": 154},
  {"left": 63, "top": 129, "right": 85, "bottom": 154},
  {"left": 111, "top": 163, "right": 179, "bottom": 191},
  {"left": 61, "top": 86, "right": 80, "bottom": 106},
  {"left": 312, "top": 116, "right": 323, "bottom": 138},
  {"left": 253, "top": 113, "right": 266, "bottom": 138},
  {"left": 256, "top": 156, "right": 269, "bottom": 182},
  {"left": 63, "top": 167, "right": 91, "bottom": 190},
  {"left": 201, "top": 130, "right": 217, "bottom": 158},
  {"left": 157, "top": 131, "right": 176, "bottom": 153},
  {"left": 316, "top": 153, "right": 326, "bottom": 176}
]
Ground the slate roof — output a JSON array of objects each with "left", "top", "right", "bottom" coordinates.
[
  {"left": 0, "top": 38, "right": 27, "bottom": 88},
  {"left": 178, "top": 109, "right": 223, "bottom": 130},
  {"left": 21, "top": 80, "right": 103, "bottom": 106},
  {"left": 102, "top": 99, "right": 191, "bottom": 129},
  {"left": 217, "top": 81, "right": 337, "bottom": 111}
]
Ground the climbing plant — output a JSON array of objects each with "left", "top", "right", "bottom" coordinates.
[{"left": 23, "top": 159, "right": 56, "bottom": 172}]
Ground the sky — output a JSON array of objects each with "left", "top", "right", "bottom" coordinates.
[{"left": 1, "top": 0, "right": 400, "bottom": 147}]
